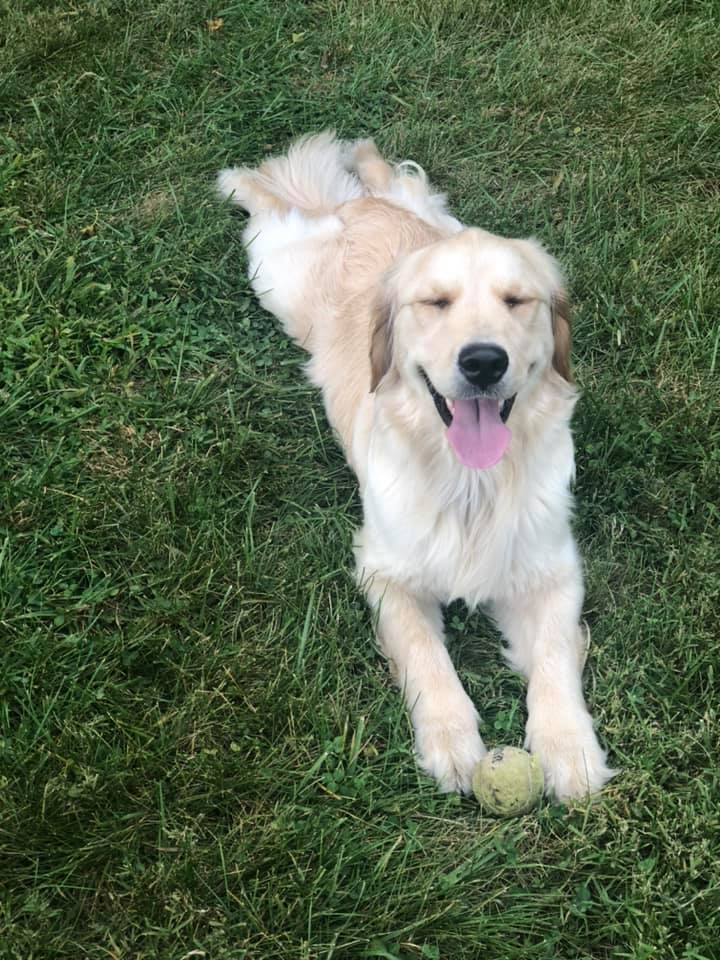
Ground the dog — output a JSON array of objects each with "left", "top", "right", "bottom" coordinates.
[{"left": 217, "top": 132, "right": 613, "bottom": 800}]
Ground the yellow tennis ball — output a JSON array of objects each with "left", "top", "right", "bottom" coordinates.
[{"left": 472, "top": 746, "right": 544, "bottom": 816}]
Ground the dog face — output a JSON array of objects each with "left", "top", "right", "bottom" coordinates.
[{"left": 371, "top": 228, "right": 571, "bottom": 468}]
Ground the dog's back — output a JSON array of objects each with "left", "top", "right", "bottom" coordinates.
[
  {"left": 216, "top": 133, "right": 461, "bottom": 343},
  {"left": 216, "top": 134, "right": 457, "bottom": 454}
]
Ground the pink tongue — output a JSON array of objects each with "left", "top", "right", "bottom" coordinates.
[{"left": 447, "top": 398, "right": 510, "bottom": 469}]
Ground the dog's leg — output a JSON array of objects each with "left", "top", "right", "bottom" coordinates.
[
  {"left": 346, "top": 138, "right": 394, "bottom": 193},
  {"left": 492, "top": 558, "right": 614, "bottom": 802},
  {"left": 346, "top": 138, "right": 462, "bottom": 233},
  {"left": 348, "top": 138, "right": 431, "bottom": 203},
  {"left": 364, "top": 576, "right": 486, "bottom": 794}
]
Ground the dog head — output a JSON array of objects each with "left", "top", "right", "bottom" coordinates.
[{"left": 370, "top": 228, "right": 571, "bottom": 469}]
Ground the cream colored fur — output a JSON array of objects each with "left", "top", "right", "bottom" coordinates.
[{"left": 218, "top": 133, "right": 614, "bottom": 800}]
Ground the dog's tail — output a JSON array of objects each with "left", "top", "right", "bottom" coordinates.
[{"left": 217, "top": 131, "right": 363, "bottom": 216}]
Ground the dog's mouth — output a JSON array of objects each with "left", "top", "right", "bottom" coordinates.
[{"left": 420, "top": 368, "right": 516, "bottom": 470}]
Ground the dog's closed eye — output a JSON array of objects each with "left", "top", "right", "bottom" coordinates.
[
  {"left": 503, "top": 294, "right": 529, "bottom": 309},
  {"left": 422, "top": 296, "right": 452, "bottom": 310}
]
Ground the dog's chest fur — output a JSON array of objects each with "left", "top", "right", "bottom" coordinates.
[{"left": 357, "top": 408, "right": 576, "bottom": 606}]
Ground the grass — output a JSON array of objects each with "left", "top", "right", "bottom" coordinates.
[{"left": 1, "top": 0, "right": 719, "bottom": 957}]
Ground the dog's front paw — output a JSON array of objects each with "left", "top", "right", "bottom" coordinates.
[
  {"left": 413, "top": 697, "right": 486, "bottom": 794},
  {"left": 526, "top": 710, "right": 615, "bottom": 802}
]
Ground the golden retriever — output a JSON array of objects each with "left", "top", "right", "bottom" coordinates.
[{"left": 217, "top": 132, "right": 613, "bottom": 800}]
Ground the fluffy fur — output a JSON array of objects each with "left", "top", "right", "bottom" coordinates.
[{"left": 218, "top": 132, "right": 614, "bottom": 799}]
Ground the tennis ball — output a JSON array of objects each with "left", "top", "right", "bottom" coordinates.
[{"left": 472, "top": 746, "right": 544, "bottom": 817}]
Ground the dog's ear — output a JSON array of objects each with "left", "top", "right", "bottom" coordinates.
[
  {"left": 551, "top": 290, "right": 573, "bottom": 383},
  {"left": 516, "top": 239, "right": 574, "bottom": 384},
  {"left": 369, "top": 277, "right": 396, "bottom": 392}
]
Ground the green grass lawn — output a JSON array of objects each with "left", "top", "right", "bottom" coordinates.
[{"left": 2, "top": 0, "right": 719, "bottom": 957}]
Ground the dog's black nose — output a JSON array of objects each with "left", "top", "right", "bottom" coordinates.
[{"left": 458, "top": 343, "right": 509, "bottom": 389}]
